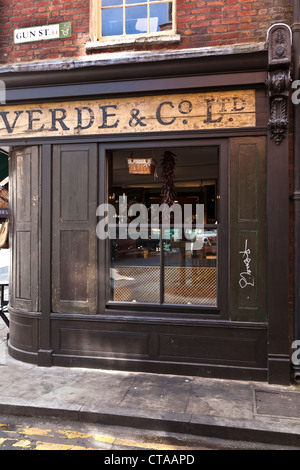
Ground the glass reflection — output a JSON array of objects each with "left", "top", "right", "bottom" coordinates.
[
  {"left": 125, "top": 0, "right": 147, "bottom": 4},
  {"left": 150, "top": 2, "right": 172, "bottom": 31},
  {"left": 102, "top": 7, "right": 123, "bottom": 36},
  {"left": 110, "top": 232, "right": 161, "bottom": 303},
  {"left": 102, "top": 0, "right": 122, "bottom": 6},
  {"left": 163, "top": 228, "right": 217, "bottom": 305},
  {"left": 125, "top": 5, "right": 148, "bottom": 35},
  {"left": 101, "top": 1, "right": 173, "bottom": 36},
  {"left": 110, "top": 227, "right": 218, "bottom": 306}
]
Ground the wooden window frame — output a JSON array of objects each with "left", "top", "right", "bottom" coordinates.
[
  {"left": 99, "top": 138, "right": 229, "bottom": 321},
  {"left": 90, "top": 0, "right": 176, "bottom": 43}
]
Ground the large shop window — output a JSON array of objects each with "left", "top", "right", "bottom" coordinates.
[
  {"left": 100, "top": 0, "right": 175, "bottom": 39},
  {"left": 107, "top": 147, "right": 220, "bottom": 309}
]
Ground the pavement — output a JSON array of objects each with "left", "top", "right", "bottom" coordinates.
[{"left": 1, "top": 319, "right": 300, "bottom": 449}]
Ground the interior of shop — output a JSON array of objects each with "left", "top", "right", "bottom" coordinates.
[{"left": 109, "top": 146, "right": 220, "bottom": 306}]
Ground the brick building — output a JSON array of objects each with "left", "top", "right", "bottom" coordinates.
[
  {"left": 0, "top": 0, "right": 293, "bottom": 60},
  {"left": 0, "top": 0, "right": 297, "bottom": 385}
]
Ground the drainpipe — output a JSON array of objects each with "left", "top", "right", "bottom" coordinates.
[{"left": 292, "top": 0, "right": 300, "bottom": 382}]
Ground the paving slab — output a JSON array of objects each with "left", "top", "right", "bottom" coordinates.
[{"left": 0, "top": 320, "right": 300, "bottom": 447}]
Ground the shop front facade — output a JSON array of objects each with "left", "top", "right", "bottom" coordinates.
[
  {"left": 0, "top": 27, "right": 291, "bottom": 385},
  {"left": 0, "top": 0, "right": 295, "bottom": 385}
]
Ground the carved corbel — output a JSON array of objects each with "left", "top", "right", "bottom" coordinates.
[
  {"left": 266, "top": 69, "right": 291, "bottom": 145},
  {"left": 266, "top": 24, "right": 292, "bottom": 145}
]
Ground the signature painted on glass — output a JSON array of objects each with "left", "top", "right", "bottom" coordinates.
[{"left": 239, "top": 239, "right": 255, "bottom": 289}]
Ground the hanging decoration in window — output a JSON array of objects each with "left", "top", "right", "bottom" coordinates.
[
  {"left": 127, "top": 152, "right": 157, "bottom": 176},
  {"left": 161, "top": 150, "right": 176, "bottom": 206}
]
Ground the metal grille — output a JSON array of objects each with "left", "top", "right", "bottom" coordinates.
[
  {"left": 112, "top": 266, "right": 160, "bottom": 303},
  {"left": 112, "top": 266, "right": 217, "bottom": 306},
  {"left": 164, "top": 266, "right": 217, "bottom": 305}
]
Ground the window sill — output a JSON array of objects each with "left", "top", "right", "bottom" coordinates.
[{"left": 86, "top": 34, "right": 181, "bottom": 51}]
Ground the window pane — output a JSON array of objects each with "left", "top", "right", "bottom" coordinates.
[
  {"left": 110, "top": 235, "right": 161, "bottom": 303},
  {"left": 163, "top": 228, "right": 218, "bottom": 306},
  {"left": 102, "top": 0, "right": 123, "bottom": 6},
  {"left": 125, "top": 5, "right": 148, "bottom": 35},
  {"left": 150, "top": 2, "right": 172, "bottom": 31},
  {"left": 108, "top": 147, "right": 219, "bottom": 308},
  {"left": 102, "top": 7, "right": 123, "bottom": 36},
  {"left": 126, "top": 0, "right": 147, "bottom": 4}
]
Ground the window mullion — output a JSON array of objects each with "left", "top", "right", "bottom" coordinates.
[{"left": 160, "top": 226, "right": 164, "bottom": 305}]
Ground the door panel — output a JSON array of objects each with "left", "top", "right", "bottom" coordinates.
[
  {"left": 10, "top": 146, "right": 40, "bottom": 311},
  {"left": 52, "top": 144, "right": 98, "bottom": 314},
  {"left": 229, "top": 137, "right": 267, "bottom": 322}
]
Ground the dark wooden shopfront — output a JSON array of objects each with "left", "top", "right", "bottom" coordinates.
[{"left": 0, "top": 42, "right": 291, "bottom": 385}]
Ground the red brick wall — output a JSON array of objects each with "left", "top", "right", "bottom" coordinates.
[
  {"left": 177, "top": 0, "right": 293, "bottom": 48},
  {"left": 0, "top": 0, "right": 90, "bottom": 63},
  {"left": 0, "top": 0, "right": 293, "bottom": 64}
]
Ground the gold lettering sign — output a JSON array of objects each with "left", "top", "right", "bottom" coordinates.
[{"left": 0, "top": 90, "right": 255, "bottom": 139}]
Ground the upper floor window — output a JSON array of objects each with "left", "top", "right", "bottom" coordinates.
[{"left": 100, "top": 0, "right": 175, "bottom": 39}]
